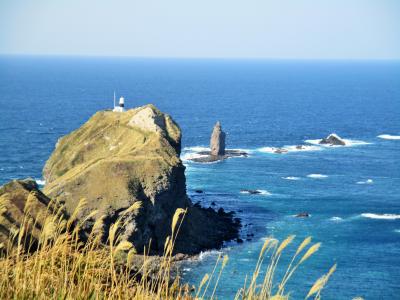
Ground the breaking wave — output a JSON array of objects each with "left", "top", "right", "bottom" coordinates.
[
  {"left": 357, "top": 179, "right": 373, "bottom": 185},
  {"left": 258, "top": 145, "right": 322, "bottom": 154},
  {"left": 307, "top": 174, "right": 328, "bottom": 179},
  {"left": 305, "top": 138, "right": 371, "bottom": 147},
  {"left": 329, "top": 216, "right": 343, "bottom": 221},
  {"left": 35, "top": 179, "right": 46, "bottom": 186},
  {"left": 240, "top": 189, "right": 271, "bottom": 196},
  {"left": 361, "top": 213, "right": 400, "bottom": 220},
  {"left": 282, "top": 176, "right": 301, "bottom": 180},
  {"left": 377, "top": 134, "right": 400, "bottom": 140}
]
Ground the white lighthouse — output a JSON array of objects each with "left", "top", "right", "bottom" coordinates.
[{"left": 113, "top": 92, "right": 126, "bottom": 112}]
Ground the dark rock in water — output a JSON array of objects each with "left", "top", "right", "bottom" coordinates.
[
  {"left": 195, "top": 190, "right": 204, "bottom": 194},
  {"left": 190, "top": 149, "right": 248, "bottom": 163},
  {"left": 0, "top": 178, "right": 66, "bottom": 252},
  {"left": 274, "top": 148, "right": 289, "bottom": 154},
  {"left": 319, "top": 133, "right": 346, "bottom": 146},
  {"left": 211, "top": 201, "right": 216, "bottom": 206},
  {"left": 295, "top": 212, "right": 310, "bottom": 218},
  {"left": 296, "top": 145, "right": 305, "bottom": 150},
  {"left": 241, "top": 189, "right": 261, "bottom": 195},
  {"left": 42, "top": 105, "right": 240, "bottom": 255},
  {"left": 210, "top": 121, "right": 226, "bottom": 156},
  {"left": 236, "top": 238, "right": 243, "bottom": 243}
]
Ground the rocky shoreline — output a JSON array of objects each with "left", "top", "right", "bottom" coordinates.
[{"left": 1, "top": 105, "right": 240, "bottom": 259}]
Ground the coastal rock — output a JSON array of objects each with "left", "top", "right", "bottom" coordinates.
[
  {"left": 189, "top": 121, "right": 248, "bottom": 163},
  {"left": 295, "top": 212, "right": 310, "bottom": 218},
  {"left": 240, "top": 189, "right": 262, "bottom": 195},
  {"left": 43, "top": 104, "right": 239, "bottom": 255},
  {"left": 210, "top": 121, "right": 226, "bottom": 156},
  {"left": 0, "top": 179, "right": 65, "bottom": 251},
  {"left": 319, "top": 133, "right": 346, "bottom": 146}
]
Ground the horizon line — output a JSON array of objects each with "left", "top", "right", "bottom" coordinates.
[{"left": 1, "top": 53, "right": 400, "bottom": 61}]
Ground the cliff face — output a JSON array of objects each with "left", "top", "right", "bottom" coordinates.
[
  {"left": 0, "top": 179, "right": 62, "bottom": 251},
  {"left": 43, "top": 105, "right": 239, "bottom": 254}
]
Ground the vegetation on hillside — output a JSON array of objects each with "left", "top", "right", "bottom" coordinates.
[{"left": 0, "top": 194, "right": 336, "bottom": 299}]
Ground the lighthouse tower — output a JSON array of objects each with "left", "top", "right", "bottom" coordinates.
[{"left": 113, "top": 93, "right": 126, "bottom": 112}]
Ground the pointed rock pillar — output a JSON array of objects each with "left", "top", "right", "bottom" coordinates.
[{"left": 210, "top": 121, "right": 226, "bottom": 156}]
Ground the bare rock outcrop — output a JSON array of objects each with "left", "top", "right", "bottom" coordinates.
[
  {"left": 0, "top": 178, "right": 65, "bottom": 252},
  {"left": 210, "top": 121, "right": 226, "bottom": 156},
  {"left": 319, "top": 133, "right": 346, "bottom": 146},
  {"left": 43, "top": 105, "right": 239, "bottom": 255}
]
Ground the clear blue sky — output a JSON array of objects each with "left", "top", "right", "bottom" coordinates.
[{"left": 1, "top": 0, "right": 399, "bottom": 59}]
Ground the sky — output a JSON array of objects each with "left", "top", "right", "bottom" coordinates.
[{"left": 0, "top": 0, "right": 399, "bottom": 59}]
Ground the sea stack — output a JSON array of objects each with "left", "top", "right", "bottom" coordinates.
[{"left": 210, "top": 121, "right": 226, "bottom": 156}]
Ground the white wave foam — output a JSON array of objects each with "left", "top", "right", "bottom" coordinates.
[
  {"left": 357, "top": 179, "right": 373, "bottom": 185},
  {"left": 284, "top": 145, "right": 323, "bottom": 152},
  {"left": 258, "top": 145, "right": 322, "bottom": 154},
  {"left": 181, "top": 152, "right": 208, "bottom": 162},
  {"left": 282, "top": 176, "right": 301, "bottom": 180},
  {"left": 329, "top": 216, "right": 343, "bottom": 221},
  {"left": 394, "top": 229, "right": 400, "bottom": 233},
  {"left": 240, "top": 189, "right": 271, "bottom": 196},
  {"left": 307, "top": 174, "right": 328, "bottom": 179},
  {"left": 305, "top": 138, "right": 370, "bottom": 147},
  {"left": 35, "top": 179, "right": 46, "bottom": 186},
  {"left": 377, "top": 134, "right": 400, "bottom": 140},
  {"left": 198, "top": 249, "right": 223, "bottom": 261},
  {"left": 183, "top": 146, "right": 209, "bottom": 152},
  {"left": 361, "top": 213, "right": 400, "bottom": 220}
]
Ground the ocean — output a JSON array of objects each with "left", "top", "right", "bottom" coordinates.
[{"left": 0, "top": 56, "right": 399, "bottom": 299}]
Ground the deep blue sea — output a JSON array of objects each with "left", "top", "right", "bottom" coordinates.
[{"left": 0, "top": 56, "right": 399, "bottom": 299}]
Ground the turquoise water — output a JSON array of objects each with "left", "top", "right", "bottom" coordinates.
[{"left": 0, "top": 56, "right": 399, "bottom": 299}]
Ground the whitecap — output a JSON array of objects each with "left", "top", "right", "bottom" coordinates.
[
  {"left": 258, "top": 147, "right": 280, "bottom": 154},
  {"left": 305, "top": 138, "right": 371, "bottom": 147},
  {"left": 329, "top": 216, "right": 343, "bottom": 221},
  {"left": 284, "top": 145, "right": 323, "bottom": 152},
  {"left": 198, "top": 249, "right": 223, "bottom": 261},
  {"left": 181, "top": 152, "right": 208, "bottom": 162},
  {"left": 394, "top": 229, "right": 400, "bottom": 233},
  {"left": 183, "top": 146, "right": 209, "bottom": 152},
  {"left": 361, "top": 213, "right": 400, "bottom": 220},
  {"left": 307, "top": 174, "right": 328, "bottom": 179},
  {"left": 377, "top": 134, "right": 400, "bottom": 140},
  {"left": 35, "top": 179, "right": 46, "bottom": 186},
  {"left": 356, "top": 179, "right": 373, "bottom": 185},
  {"left": 258, "top": 145, "right": 321, "bottom": 154},
  {"left": 240, "top": 189, "right": 271, "bottom": 196},
  {"left": 282, "top": 176, "right": 301, "bottom": 180}
]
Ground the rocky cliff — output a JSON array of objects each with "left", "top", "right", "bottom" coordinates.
[
  {"left": 0, "top": 178, "right": 63, "bottom": 252},
  {"left": 43, "top": 105, "right": 239, "bottom": 254}
]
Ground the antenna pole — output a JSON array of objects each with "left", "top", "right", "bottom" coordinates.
[{"left": 113, "top": 91, "right": 116, "bottom": 108}]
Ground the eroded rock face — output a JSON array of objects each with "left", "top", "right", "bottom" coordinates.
[
  {"left": 0, "top": 179, "right": 63, "bottom": 251},
  {"left": 210, "top": 121, "right": 226, "bottom": 156},
  {"left": 319, "top": 133, "right": 346, "bottom": 146},
  {"left": 43, "top": 105, "right": 239, "bottom": 254}
]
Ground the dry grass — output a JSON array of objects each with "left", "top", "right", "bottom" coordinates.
[{"left": 0, "top": 197, "right": 335, "bottom": 299}]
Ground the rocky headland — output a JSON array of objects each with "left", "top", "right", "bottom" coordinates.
[
  {"left": 41, "top": 104, "right": 239, "bottom": 255},
  {"left": 189, "top": 121, "right": 248, "bottom": 163}
]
